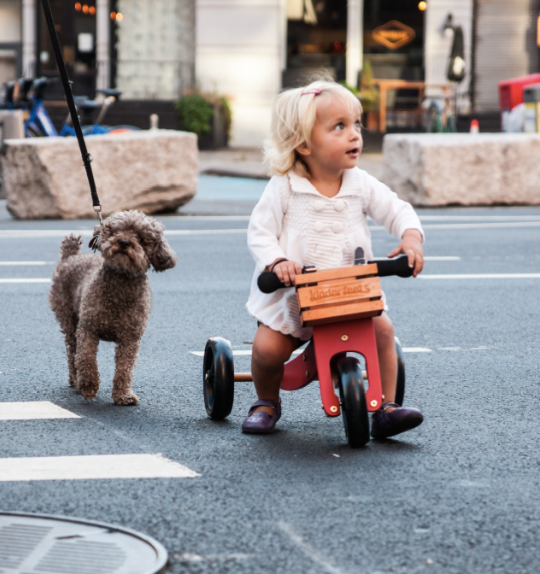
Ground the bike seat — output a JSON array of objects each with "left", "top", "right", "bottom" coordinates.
[
  {"left": 96, "top": 88, "right": 122, "bottom": 99},
  {"left": 74, "top": 97, "right": 100, "bottom": 112}
]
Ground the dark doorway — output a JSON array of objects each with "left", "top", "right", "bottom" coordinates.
[
  {"left": 37, "top": 0, "right": 97, "bottom": 98},
  {"left": 284, "top": 0, "right": 347, "bottom": 88},
  {"left": 363, "top": 0, "right": 424, "bottom": 81}
]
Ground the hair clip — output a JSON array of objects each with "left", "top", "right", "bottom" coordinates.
[{"left": 301, "top": 88, "right": 322, "bottom": 96}]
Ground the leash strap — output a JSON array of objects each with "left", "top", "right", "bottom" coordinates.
[{"left": 39, "top": 0, "right": 103, "bottom": 222}]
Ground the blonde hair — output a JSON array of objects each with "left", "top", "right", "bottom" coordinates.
[{"left": 264, "top": 80, "right": 362, "bottom": 177}]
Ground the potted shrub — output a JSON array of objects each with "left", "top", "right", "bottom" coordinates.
[
  {"left": 175, "top": 92, "right": 232, "bottom": 149},
  {"left": 358, "top": 60, "right": 380, "bottom": 131}
]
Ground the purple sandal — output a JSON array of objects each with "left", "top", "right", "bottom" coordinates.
[
  {"left": 371, "top": 402, "right": 423, "bottom": 439},
  {"left": 241, "top": 399, "right": 281, "bottom": 434}
]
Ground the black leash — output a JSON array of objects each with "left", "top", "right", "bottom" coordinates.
[{"left": 40, "top": 0, "right": 103, "bottom": 224}]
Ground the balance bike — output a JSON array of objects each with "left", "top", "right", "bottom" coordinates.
[{"left": 202, "top": 256, "right": 412, "bottom": 447}]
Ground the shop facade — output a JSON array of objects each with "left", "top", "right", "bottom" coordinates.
[
  {"left": 0, "top": 0, "right": 23, "bottom": 86},
  {"left": 197, "top": 0, "right": 474, "bottom": 146},
  {"left": 7, "top": 0, "right": 195, "bottom": 100},
  {"left": 4, "top": 0, "right": 539, "bottom": 145},
  {"left": 473, "top": 0, "right": 540, "bottom": 112}
]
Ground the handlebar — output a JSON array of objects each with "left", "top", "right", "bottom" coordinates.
[{"left": 257, "top": 255, "right": 413, "bottom": 294}]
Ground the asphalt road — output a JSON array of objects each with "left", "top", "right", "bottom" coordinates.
[{"left": 1, "top": 189, "right": 540, "bottom": 574}]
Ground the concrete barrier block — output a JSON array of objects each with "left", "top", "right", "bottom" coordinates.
[
  {"left": 382, "top": 133, "right": 540, "bottom": 206},
  {"left": 2, "top": 129, "right": 198, "bottom": 219}
]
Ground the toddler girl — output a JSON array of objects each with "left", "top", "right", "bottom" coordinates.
[{"left": 243, "top": 80, "right": 424, "bottom": 439}]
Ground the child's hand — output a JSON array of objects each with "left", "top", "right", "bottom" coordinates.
[
  {"left": 388, "top": 229, "right": 424, "bottom": 277},
  {"left": 270, "top": 259, "right": 303, "bottom": 286}
]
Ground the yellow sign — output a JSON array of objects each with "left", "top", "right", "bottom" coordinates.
[{"left": 372, "top": 20, "right": 416, "bottom": 50}]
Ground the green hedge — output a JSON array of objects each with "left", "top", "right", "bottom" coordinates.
[{"left": 175, "top": 95, "right": 214, "bottom": 136}]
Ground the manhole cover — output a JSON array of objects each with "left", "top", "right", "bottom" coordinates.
[{"left": 0, "top": 512, "right": 167, "bottom": 574}]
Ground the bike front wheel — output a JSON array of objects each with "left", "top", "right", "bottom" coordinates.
[{"left": 337, "top": 357, "right": 370, "bottom": 448}]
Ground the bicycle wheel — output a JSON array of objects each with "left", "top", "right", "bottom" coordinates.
[
  {"left": 25, "top": 125, "right": 43, "bottom": 137},
  {"left": 337, "top": 357, "right": 370, "bottom": 448},
  {"left": 203, "top": 337, "right": 235, "bottom": 420},
  {"left": 395, "top": 337, "right": 406, "bottom": 407}
]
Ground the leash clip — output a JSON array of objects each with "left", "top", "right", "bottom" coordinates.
[{"left": 93, "top": 204, "right": 103, "bottom": 224}]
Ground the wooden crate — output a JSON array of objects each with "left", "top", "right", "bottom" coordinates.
[{"left": 295, "top": 264, "right": 384, "bottom": 327}]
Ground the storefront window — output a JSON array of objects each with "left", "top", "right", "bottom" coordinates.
[
  {"left": 363, "top": 0, "right": 424, "bottom": 81},
  {"left": 284, "top": 0, "right": 347, "bottom": 88},
  {"left": 38, "top": 0, "right": 97, "bottom": 97}
]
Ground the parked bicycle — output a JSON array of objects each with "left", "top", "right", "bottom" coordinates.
[
  {"left": 60, "top": 88, "right": 140, "bottom": 136},
  {"left": 0, "top": 77, "right": 140, "bottom": 137}
]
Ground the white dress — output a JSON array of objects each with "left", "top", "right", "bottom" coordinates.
[{"left": 246, "top": 167, "right": 424, "bottom": 340}]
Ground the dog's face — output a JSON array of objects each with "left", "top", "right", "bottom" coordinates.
[{"left": 92, "top": 211, "right": 178, "bottom": 275}]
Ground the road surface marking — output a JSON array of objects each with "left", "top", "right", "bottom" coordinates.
[
  {"left": 0, "top": 402, "right": 80, "bottom": 420},
  {"left": 419, "top": 221, "right": 540, "bottom": 230},
  {"left": 402, "top": 347, "right": 432, "bottom": 353},
  {"left": 277, "top": 521, "right": 346, "bottom": 574},
  {"left": 2, "top": 219, "right": 539, "bottom": 238},
  {"left": 167, "top": 215, "right": 251, "bottom": 221},
  {"left": 0, "top": 454, "right": 200, "bottom": 481},
  {"left": 0, "top": 229, "right": 249, "bottom": 238},
  {"left": 419, "top": 273, "right": 540, "bottom": 279},
  {"left": 0, "top": 230, "right": 93, "bottom": 238},
  {"left": 418, "top": 215, "right": 540, "bottom": 221},
  {"left": 0, "top": 261, "right": 55, "bottom": 265},
  {"left": 0, "top": 279, "right": 51, "bottom": 283},
  {"left": 190, "top": 349, "right": 302, "bottom": 357},
  {"left": 191, "top": 347, "right": 432, "bottom": 357},
  {"left": 173, "top": 553, "right": 252, "bottom": 562},
  {"left": 165, "top": 229, "right": 247, "bottom": 235}
]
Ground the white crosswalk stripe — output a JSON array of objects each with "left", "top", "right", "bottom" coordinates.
[
  {"left": 0, "top": 403, "right": 200, "bottom": 480},
  {"left": 0, "top": 278, "right": 51, "bottom": 283},
  {"left": 0, "top": 402, "right": 80, "bottom": 420},
  {"left": 0, "top": 454, "right": 200, "bottom": 481}
]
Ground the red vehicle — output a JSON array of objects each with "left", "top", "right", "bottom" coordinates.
[
  {"left": 202, "top": 256, "right": 412, "bottom": 448},
  {"left": 499, "top": 73, "right": 540, "bottom": 129}
]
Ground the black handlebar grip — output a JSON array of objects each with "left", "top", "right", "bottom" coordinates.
[
  {"left": 257, "top": 254, "right": 413, "bottom": 293},
  {"left": 257, "top": 271, "right": 287, "bottom": 294},
  {"left": 370, "top": 255, "right": 413, "bottom": 278}
]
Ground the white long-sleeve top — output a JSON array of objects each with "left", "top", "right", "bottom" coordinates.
[{"left": 246, "top": 167, "right": 424, "bottom": 340}]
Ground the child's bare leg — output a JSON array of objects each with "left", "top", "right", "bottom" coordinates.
[
  {"left": 251, "top": 324, "right": 301, "bottom": 415},
  {"left": 371, "top": 312, "right": 423, "bottom": 439},
  {"left": 373, "top": 312, "right": 397, "bottom": 405}
]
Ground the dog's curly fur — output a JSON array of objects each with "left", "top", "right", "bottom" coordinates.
[{"left": 49, "top": 210, "right": 177, "bottom": 405}]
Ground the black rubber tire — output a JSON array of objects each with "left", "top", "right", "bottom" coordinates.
[
  {"left": 203, "top": 337, "right": 234, "bottom": 419},
  {"left": 337, "top": 357, "right": 370, "bottom": 448},
  {"left": 395, "top": 337, "right": 406, "bottom": 407},
  {"left": 26, "top": 125, "right": 43, "bottom": 137}
]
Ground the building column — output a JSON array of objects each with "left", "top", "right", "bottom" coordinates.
[
  {"left": 22, "top": 0, "right": 36, "bottom": 78},
  {"left": 96, "top": 0, "right": 110, "bottom": 90},
  {"left": 346, "top": 0, "right": 363, "bottom": 88}
]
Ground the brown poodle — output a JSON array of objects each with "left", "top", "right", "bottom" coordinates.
[{"left": 49, "top": 210, "right": 177, "bottom": 405}]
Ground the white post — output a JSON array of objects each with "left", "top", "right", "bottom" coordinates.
[
  {"left": 22, "top": 0, "right": 36, "bottom": 78},
  {"left": 96, "top": 0, "right": 110, "bottom": 90},
  {"left": 346, "top": 0, "right": 363, "bottom": 88}
]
